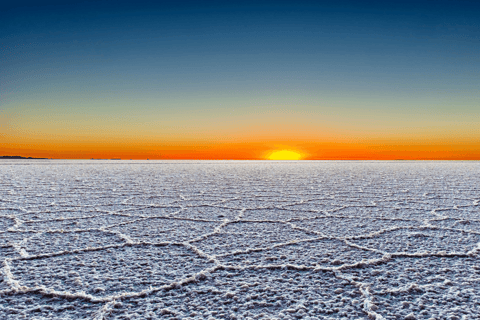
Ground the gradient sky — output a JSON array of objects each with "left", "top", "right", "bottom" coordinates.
[{"left": 1, "top": 0, "right": 479, "bottom": 159}]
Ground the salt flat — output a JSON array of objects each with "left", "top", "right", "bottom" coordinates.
[{"left": 1, "top": 160, "right": 479, "bottom": 320}]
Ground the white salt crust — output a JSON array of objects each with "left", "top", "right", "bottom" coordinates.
[{"left": 0, "top": 160, "right": 479, "bottom": 319}]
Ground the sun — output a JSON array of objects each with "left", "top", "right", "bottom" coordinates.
[{"left": 267, "top": 150, "right": 303, "bottom": 160}]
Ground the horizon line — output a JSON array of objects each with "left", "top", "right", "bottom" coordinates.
[{"left": 2, "top": 157, "right": 480, "bottom": 161}]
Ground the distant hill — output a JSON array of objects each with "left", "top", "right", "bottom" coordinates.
[{"left": 0, "top": 156, "right": 49, "bottom": 159}]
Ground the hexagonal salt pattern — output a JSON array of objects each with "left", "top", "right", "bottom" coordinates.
[
  {"left": 293, "top": 216, "right": 422, "bottom": 238},
  {"left": 110, "top": 268, "right": 366, "bottom": 319},
  {"left": 1, "top": 160, "right": 479, "bottom": 319},
  {"left": 175, "top": 207, "right": 240, "bottom": 221},
  {"left": 18, "top": 214, "right": 136, "bottom": 232},
  {"left": 22, "top": 230, "right": 126, "bottom": 256},
  {"left": 347, "top": 256, "right": 480, "bottom": 319},
  {"left": 430, "top": 217, "right": 480, "bottom": 232},
  {"left": 106, "top": 218, "right": 219, "bottom": 243},
  {"left": 11, "top": 244, "right": 215, "bottom": 298},
  {"left": 351, "top": 228, "right": 480, "bottom": 254},
  {"left": 217, "top": 238, "right": 384, "bottom": 268},
  {"left": 194, "top": 221, "right": 316, "bottom": 256},
  {"left": 0, "top": 292, "right": 100, "bottom": 319},
  {"left": 244, "top": 207, "right": 322, "bottom": 221}
]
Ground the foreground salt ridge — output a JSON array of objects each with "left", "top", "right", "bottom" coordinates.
[{"left": 0, "top": 161, "right": 479, "bottom": 319}]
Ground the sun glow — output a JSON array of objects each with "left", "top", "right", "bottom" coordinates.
[{"left": 267, "top": 150, "right": 303, "bottom": 160}]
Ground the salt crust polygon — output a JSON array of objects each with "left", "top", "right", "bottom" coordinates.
[
  {"left": 11, "top": 244, "right": 215, "bottom": 298},
  {"left": 113, "top": 269, "right": 366, "bottom": 319}
]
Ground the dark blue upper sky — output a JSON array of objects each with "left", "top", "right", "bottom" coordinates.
[
  {"left": 3, "top": 1, "right": 478, "bottom": 93},
  {"left": 3, "top": 1, "right": 479, "bottom": 95}
]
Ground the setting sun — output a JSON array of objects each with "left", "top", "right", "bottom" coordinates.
[{"left": 266, "top": 150, "right": 303, "bottom": 160}]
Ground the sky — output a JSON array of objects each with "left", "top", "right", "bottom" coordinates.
[{"left": 1, "top": 0, "right": 479, "bottom": 159}]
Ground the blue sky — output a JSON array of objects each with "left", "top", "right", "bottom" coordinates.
[{"left": 1, "top": 1, "right": 479, "bottom": 159}]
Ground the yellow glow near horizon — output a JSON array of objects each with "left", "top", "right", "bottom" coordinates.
[{"left": 267, "top": 150, "right": 303, "bottom": 160}]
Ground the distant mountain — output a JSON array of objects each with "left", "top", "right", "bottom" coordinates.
[{"left": 0, "top": 156, "right": 49, "bottom": 159}]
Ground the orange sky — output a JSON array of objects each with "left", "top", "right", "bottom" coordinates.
[
  {"left": 2, "top": 136, "right": 479, "bottom": 160},
  {"left": 3, "top": 105, "right": 479, "bottom": 160}
]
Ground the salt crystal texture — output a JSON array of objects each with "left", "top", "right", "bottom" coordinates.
[{"left": 1, "top": 160, "right": 479, "bottom": 319}]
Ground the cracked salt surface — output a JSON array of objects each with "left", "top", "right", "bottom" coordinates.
[{"left": 1, "top": 160, "right": 480, "bottom": 319}]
